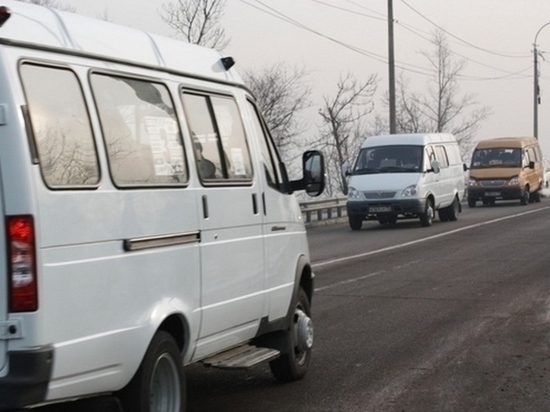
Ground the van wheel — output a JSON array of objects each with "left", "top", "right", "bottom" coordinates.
[
  {"left": 269, "top": 288, "right": 312, "bottom": 382},
  {"left": 468, "top": 198, "right": 476, "bottom": 208},
  {"left": 438, "top": 207, "right": 449, "bottom": 222},
  {"left": 533, "top": 189, "right": 541, "bottom": 203},
  {"left": 447, "top": 197, "right": 460, "bottom": 221},
  {"left": 349, "top": 215, "right": 363, "bottom": 231},
  {"left": 118, "top": 331, "right": 185, "bottom": 412},
  {"left": 419, "top": 198, "right": 434, "bottom": 227},
  {"left": 520, "top": 189, "right": 530, "bottom": 205}
]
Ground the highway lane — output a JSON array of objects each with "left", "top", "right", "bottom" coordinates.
[
  {"left": 185, "top": 200, "right": 550, "bottom": 411},
  {"left": 33, "top": 200, "right": 550, "bottom": 411}
]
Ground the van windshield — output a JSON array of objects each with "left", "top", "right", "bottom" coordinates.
[
  {"left": 470, "top": 148, "right": 521, "bottom": 169},
  {"left": 352, "top": 145, "right": 424, "bottom": 174}
]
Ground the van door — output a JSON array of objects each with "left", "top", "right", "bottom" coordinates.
[
  {"left": 0, "top": 189, "right": 6, "bottom": 370},
  {"left": 246, "top": 100, "right": 302, "bottom": 322},
  {"left": 182, "top": 91, "right": 265, "bottom": 358},
  {"left": 434, "top": 144, "right": 453, "bottom": 206}
]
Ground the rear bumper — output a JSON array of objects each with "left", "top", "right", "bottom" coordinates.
[{"left": 0, "top": 345, "right": 53, "bottom": 410}]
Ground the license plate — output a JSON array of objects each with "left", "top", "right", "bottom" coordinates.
[
  {"left": 485, "top": 192, "right": 500, "bottom": 197},
  {"left": 369, "top": 206, "right": 392, "bottom": 213}
]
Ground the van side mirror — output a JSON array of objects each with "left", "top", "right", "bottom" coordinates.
[
  {"left": 463, "top": 163, "right": 468, "bottom": 172},
  {"left": 529, "top": 160, "right": 535, "bottom": 169},
  {"left": 291, "top": 150, "right": 325, "bottom": 197},
  {"left": 429, "top": 160, "right": 441, "bottom": 174},
  {"left": 341, "top": 164, "right": 350, "bottom": 177}
]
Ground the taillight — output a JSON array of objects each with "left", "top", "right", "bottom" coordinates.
[{"left": 7, "top": 215, "right": 37, "bottom": 312}]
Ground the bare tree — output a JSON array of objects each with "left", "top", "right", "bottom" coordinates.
[
  {"left": 394, "top": 30, "right": 491, "bottom": 156},
  {"left": 317, "top": 73, "right": 378, "bottom": 195},
  {"left": 243, "top": 63, "right": 311, "bottom": 163},
  {"left": 16, "top": 0, "right": 75, "bottom": 12},
  {"left": 159, "top": 0, "right": 229, "bottom": 51}
]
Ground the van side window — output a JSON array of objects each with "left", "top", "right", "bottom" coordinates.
[
  {"left": 20, "top": 64, "right": 99, "bottom": 188},
  {"left": 182, "top": 91, "right": 253, "bottom": 182},
  {"left": 434, "top": 145, "right": 449, "bottom": 168},
  {"left": 91, "top": 74, "right": 187, "bottom": 187},
  {"left": 246, "top": 100, "right": 283, "bottom": 190}
]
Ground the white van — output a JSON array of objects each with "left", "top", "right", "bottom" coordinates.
[
  {"left": 346, "top": 133, "right": 466, "bottom": 230},
  {"left": 0, "top": 2, "right": 325, "bottom": 411}
]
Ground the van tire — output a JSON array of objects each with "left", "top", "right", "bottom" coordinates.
[
  {"left": 419, "top": 198, "right": 434, "bottom": 227},
  {"left": 349, "top": 215, "right": 363, "bottom": 231},
  {"left": 438, "top": 208, "right": 449, "bottom": 222},
  {"left": 269, "top": 288, "right": 312, "bottom": 382},
  {"left": 118, "top": 331, "right": 185, "bottom": 412},
  {"left": 468, "top": 198, "right": 476, "bottom": 208},
  {"left": 447, "top": 197, "right": 460, "bottom": 221},
  {"left": 520, "top": 189, "right": 529, "bottom": 205}
]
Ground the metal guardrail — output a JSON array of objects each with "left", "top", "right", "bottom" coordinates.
[{"left": 300, "top": 197, "right": 348, "bottom": 225}]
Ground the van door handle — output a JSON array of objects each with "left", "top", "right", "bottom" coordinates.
[
  {"left": 252, "top": 193, "right": 258, "bottom": 215},
  {"left": 271, "top": 226, "right": 286, "bottom": 232},
  {"left": 202, "top": 195, "right": 209, "bottom": 219}
]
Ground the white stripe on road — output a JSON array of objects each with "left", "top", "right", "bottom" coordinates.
[{"left": 312, "top": 206, "right": 550, "bottom": 270}]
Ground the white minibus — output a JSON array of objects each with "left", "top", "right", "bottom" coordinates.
[
  {"left": 0, "top": 2, "right": 325, "bottom": 411},
  {"left": 346, "top": 133, "right": 466, "bottom": 230}
]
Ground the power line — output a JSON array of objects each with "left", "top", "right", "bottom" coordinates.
[{"left": 400, "top": 0, "right": 531, "bottom": 59}]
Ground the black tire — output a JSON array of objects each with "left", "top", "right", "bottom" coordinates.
[
  {"left": 269, "top": 288, "right": 312, "bottom": 382},
  {"left": 438, "top": 207, "right": 449, "bottom": 222},
  {"left": 349, "top": 215, "right": 363, "bottom": 231},
  {"left": 533, "top": 189, "right": 541, "bottom": 203},
  {"left": 419, "top": 198, "right": 434, "bottom": 227},
  {"left": 468, "top": 198, "right": 476, "bottom": 208},
  {"left": 447, "top": 197, "right": 460, "bottom": 221},
  {"left": 118, "top": 331, "right": 185, "bottom": 412},
  {"left": 520, "top": 188, "right": 529, "bottom": 205}
]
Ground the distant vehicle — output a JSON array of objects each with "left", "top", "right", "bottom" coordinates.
[
  {"left": 0, "top": 2, "right": 325, "bottom": 411},
  {"left": 468, "top": 136, "right": 544, "bottom": 206},
  {"left": 345, "top": 133, "right": 467, "bottom": 230},
  {"left": 544, "top": 157, "right": 550, "bottom": 188}
]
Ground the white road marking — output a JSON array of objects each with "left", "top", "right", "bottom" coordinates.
[{"left": 312, "top": 206, "right": 550, "bottom": 270}]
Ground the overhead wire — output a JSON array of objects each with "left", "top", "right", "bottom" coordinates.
[{"left": 238, "top": 0, "right": 532, "bottom": 82}]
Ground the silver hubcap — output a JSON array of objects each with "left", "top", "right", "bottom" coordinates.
[
  {"left": 151, "top": 353, "right": 181, "bottom": 412},
  {"left": 295, "top": 308, "right": 314, "bottom": 353}
]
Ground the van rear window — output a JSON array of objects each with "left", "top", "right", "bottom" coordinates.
[
  {"left": 91, "top": 74, "right": 187, "bottom": 187},
  {"left": 20, "top": 64, "right": 100, "bottom": 188}
]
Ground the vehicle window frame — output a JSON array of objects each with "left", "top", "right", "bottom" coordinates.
[
  {"left": 90, "top": 71, "right": 188, "bottom": 188},
  {"left": 181, "top": 88, "right": 254, "bottom": 186},
  {"left": 19, "top": 61, "right": 101, "bottom": 189}
]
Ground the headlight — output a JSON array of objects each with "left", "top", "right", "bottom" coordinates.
[
  {"left": 508, "top": 176, "right": 519, "bottom": 186},
  {"left": 348, "top": 186, "right": 364, "bottom": 200},
  {"left": 468, "top": 178, "right": 479, "bottom": 187},
  {"left": 401, "top": 184, "right": 418, "bottom": 197}
]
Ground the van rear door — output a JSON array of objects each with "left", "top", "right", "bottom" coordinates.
[{"left": 0, "top": 187, "right": 7, "bottom": 370}]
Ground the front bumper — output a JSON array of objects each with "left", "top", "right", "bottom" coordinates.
[
  {"left": 347, "top": 198, "right": 426, "bottom": 217},
  {"left": 0, "top": 345, "right": 53, "bottom": 410},
  {"left": 468, "top": 186, "right": 522, "bottom": 201}
]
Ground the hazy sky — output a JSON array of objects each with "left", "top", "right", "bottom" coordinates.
[{"left": 56, "top": 0, "right": 550, "bottom": 156}]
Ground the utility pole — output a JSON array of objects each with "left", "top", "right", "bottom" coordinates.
[
  {"left": 533, "top": 21, "right": 550, "bottom": 139},
  {"left": 387, "top": 0, "right": 396, "bottom": 134},
  {"left": 534, "top": 43, "right": 539, "bottom": 139}
]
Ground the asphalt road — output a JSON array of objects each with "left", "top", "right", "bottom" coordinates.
[
  {"left": 33, "top": 199, "right": 550, "bottom": 411},
  {"left": 185, "top": 200, "right": 550, "bottom": 412}
]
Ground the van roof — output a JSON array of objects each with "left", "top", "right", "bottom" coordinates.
[
  {"left": 0, "top": 0, "right": 242, "bottom": 84},
  {"left": 474, "top": 136, "right": 538, "bottom": 149},
  {"left": 360, "top": 133, "right": 457, "bottom": 148}
]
